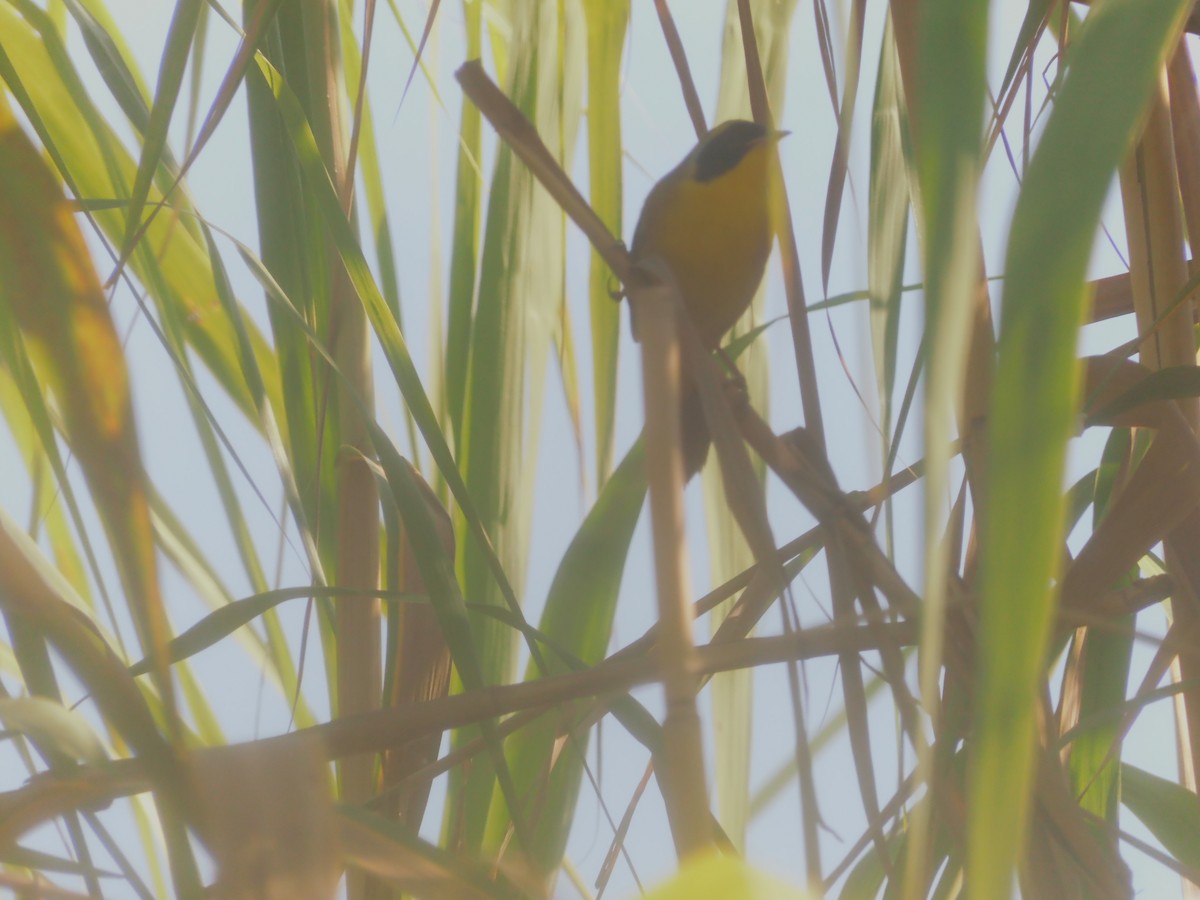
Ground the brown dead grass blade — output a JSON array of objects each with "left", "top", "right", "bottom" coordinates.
[
  {"left": 340, "top": 809, "right": 525, "bottom": 898},
  {"left": 1025, "top": 705, "right": 1132, "bottom": 898},
  {"left": 818, "top": 0, "right": 866, "bottom": 295},
  {"left": 381, "top": 465, "right": 456, "bottom": 828},
  {"left": 1168, "top": 43, "right": 1200, "bottom": 255},
  {"left": 1063, "top": 358, "right": 1200, "bottom": 614},
  {"left": 0, "top": 102, "right": 178, "bottom": 739}
]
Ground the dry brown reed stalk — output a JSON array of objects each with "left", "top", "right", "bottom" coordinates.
[
  {"left": 6, "top": 570, "right": 1183, "bottom": 850},
  {"left": 458, "top": 55, "right": 784, "bottom": 576},
  {"left": 1118, "top": 66, "right": 1200, "bottom": 792},
  {"left": 724, "top": 372, "right": 928, "bottom": 885},
  {"left": 1026, "top": 708, "right": 1132, "bottom": 897},
  {"left": 658, "top": 5, "right": 824, "bottom": 863},
  {"left": 1037, "top": 351, "right": 1200, "bottom": 890},
  {"left": 734, "top": 404, "right": 921, "bottom": 618},
  {"left": 455, "top": 61, "right": 628, "bottom": 282},
  {"left": 882, "top": 1, "right": 1011, "bottom": 891},
  {"left": 736, "top": 0, "right": 771, "bottom": 128},
  {"left": 734, "top": 4, "right": 826, "bottom": 451},
  {"left": 371, "top": 454, "right": 932, "bottom": 873},
  {"left": 1167, "top": 38, "right": 1200, "bottom": 824},
  {"left": 628, "top": 259, "right": 713, "bottom": 858},
  {"left": 1078, "top": 263, "right": 1200, "bottom": 325},
  {"left": 459, "top": 49, "right": 714, "bottom": 862},
  {"left": 0, "top": 615, "right": 919, "bottom": 842},
  {"left": 726, "top": 304, "right": 896, "bottom": 884},
  {"left": 1063, "top": 358, "right": 1200, "bottom": 615},
  {"left": 327, "top": 62, "right": 382, "bottom": 900},
  {"left": 456, "top": 31, "right": 803, "bottom": 867},
  {"left": 380, "top": 467, "right": 455, "bottom": 828},
  {"left": 1168, "top": 44, "right": 1200, "bottom": 252}
]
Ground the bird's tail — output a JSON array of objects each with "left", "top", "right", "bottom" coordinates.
[{"left": 681, "top": 379, "right": 711, "bottom": 479}]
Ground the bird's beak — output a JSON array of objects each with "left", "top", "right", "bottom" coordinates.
[{"left": 773, "top": 129, "right": 791, "bottom": 141}]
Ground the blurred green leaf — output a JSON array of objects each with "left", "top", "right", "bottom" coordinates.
[
  {"left": 118, "top": 0, "right": 202, "bottom": 263},
  {"left": 1086, "top": 364, "right": 1200, "bottom": 425},
  {"left": 974, "top": 1, "right": 1190, "bottom": 894},
  {"left": 0, "top": 697, "right": 108, "bottom": 765},
  {"left": 582, "top": 0, "right": 629, "bottom": 487},
  {"left": 483, "top": 439, "right": 646, "bottom": 871},
  {"left": 1122, "top": 763, "right": 1200, "bottom": 875},
  {"left": 453, "top": 0, "right": 584, "bottom": 850}
]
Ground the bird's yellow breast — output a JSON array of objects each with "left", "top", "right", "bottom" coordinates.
[{"left": 630, "top": 141, "right": 774, "bottom": 348}]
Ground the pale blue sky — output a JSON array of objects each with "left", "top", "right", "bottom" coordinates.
[{"left": 0, "top": 1, "right": 1188, "bottom": 896}]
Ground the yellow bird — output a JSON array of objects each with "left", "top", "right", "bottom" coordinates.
[{"left": 629, "top": 119, "right": 785, "bottom": 476}]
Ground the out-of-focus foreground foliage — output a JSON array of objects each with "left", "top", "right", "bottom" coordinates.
[{"left": 2, "top": 0, "right": 1200, "bottom": 897}]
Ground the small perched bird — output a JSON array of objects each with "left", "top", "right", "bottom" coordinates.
[{"left": 629, "top": 119, "right": 785, "bottom": 476}]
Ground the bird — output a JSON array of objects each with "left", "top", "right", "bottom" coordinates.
[{"left": 628, "top": 119, "right": 785, "bottom": 476}]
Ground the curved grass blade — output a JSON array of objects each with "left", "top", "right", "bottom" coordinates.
[
  {"left": 380, "top": 0, "right": 453, "bottom": 113},
  {"left": 0, "top": 508, "right": 200, "bottom": 894},
  {"left": 60, "top": 0, "right": 164, "bottom": 168},
  {"left": 818, "top": 0, "right": 865, "bottom": 296},
  {"left": 444, "top": 0, "right": 483, "bottom": 451},
  {"left": 974, "top": 2, "right": 1191, "bottom": 893},
  {"left": 867, "top": 17, "right": 911, "bottom": 554},
  {"left": 582, "top": 0, "right": 629, "bottom": 487},
  {"left": 1063, "top": 428, "right": 1136, "bottom": 822},
  {"left": 1084, "top": 365, "right": 1200, "bottom": 425},
  {"left": 113, "top": 0, "right": 287, "bottom": 272},
  {"left": 482, "top": 440, "right": 646, "bottom": 872},
  {"left": 0, "top": 100, "right": 177, "bottom": 736},
  {"left": 370, "top": 438, "right": 531, "bottom": 852},
  {"left": 709, "top": 0, "right": 800, "bottom": 853},
  {"left": 1121, "top": 763, "right": 1200, "bottom": 875},
  {"left": 0, "top": 2, "right": 281, "bottom": 425},
  {"left": 339, "top": 804, "right": 524, "bottom": 898},
  {"left": 0, "top": 697, "right": 108, "bottom": 766},
  {"left": 118, "top": 0, "right": 203, "bottom": 266},
  {"left": 909, "top": 0, "right": 991, "bottom": 884},
  {"left": 452, "top": 3, "right": 585, "bottom": 849},
  {"left": 205, "top": 171, "right": 534, "bottom": 854},
  {"left": 127, "top": 586, "right": 421, "bottom": 677},
  {"left": 250, "top": 51, "right": 530, "bottom": 642},
  {"left": 396, "top": 0, "right": 441, "bottom": 108}
]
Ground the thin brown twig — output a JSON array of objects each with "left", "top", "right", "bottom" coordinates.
[
  {"left": 5, "top": 571, "right": 1184, "bottom": 848},
  {"left": 0, "top": 620, "right": 915, "bottom": 845},
  {"left": 651, "top": 0, "right": 707, "bottom": 138},
  {"left": 333, "top": 458, "right": 936, "bottom": 813},
  {"left": 736, "top": 0, "right": 770, "bottom": 127},
  {"left": 594, "top": 763, "right": 654, "bottom": 898},
  {"left": 630, "top": 259, "right": 713, "bottom": 858},
  {"left": 455, "top": 61, "right": 629, "bottom": 282}
]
